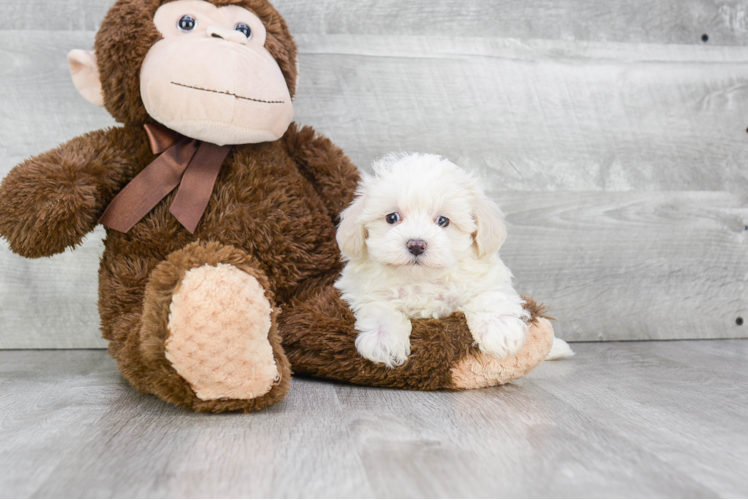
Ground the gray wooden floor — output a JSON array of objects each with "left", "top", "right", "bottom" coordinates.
[{"left": 1, "top": 341, "right": 746, "bottom": 498}]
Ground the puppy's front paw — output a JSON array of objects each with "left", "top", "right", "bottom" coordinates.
[
  {"left": 468, "top": 312, "right": 528, "bottom": 360},
  {"left": 355, "top": 321, "right": 411, "bottom": 368}
]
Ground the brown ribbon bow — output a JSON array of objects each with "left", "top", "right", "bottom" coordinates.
[{"left": 99, "top": 123, "right": 232, "bottom": 234}]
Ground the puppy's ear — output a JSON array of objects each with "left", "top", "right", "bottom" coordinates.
[
  {"left": 472, "top": 192, "right": 507, "bottom": 257},
  {"left": 337, "top": 195, "right": 368, "bottom": 260}
]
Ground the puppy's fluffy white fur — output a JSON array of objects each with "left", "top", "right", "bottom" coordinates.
[{"left": 335, "top": 153, "right": 540, "bottom": 368}]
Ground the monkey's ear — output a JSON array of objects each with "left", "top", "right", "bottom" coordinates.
[
  {"left": 67, "top": 50, "right": 104, "bottom": 107},
  {"left": 336, "top": 195, "right": 368, "bottom": 261},
  {"left": 472, "top": 192, "right": 507, "bottom": 258}
]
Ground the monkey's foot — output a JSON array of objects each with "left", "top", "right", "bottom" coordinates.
[
  {"left": 165, "top": 263, "right": 280, "bottom": 401},
  {"left": 450, "top": 318, "right": 554, "bottom": 389},
  {"left": 134, "top": 241, "right": 290, "bottom": 412}
]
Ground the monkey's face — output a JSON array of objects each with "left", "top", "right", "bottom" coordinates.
[
  {"left": 139, "top": 0, "right": 294, "bottom": 145},
  {"left": 68, "top": 0, "right": 297, "bottom": 145}
]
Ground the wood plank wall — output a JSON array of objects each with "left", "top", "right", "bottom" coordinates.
[{"left": 1, "top": 0, "right": 747, "bottom": 347}]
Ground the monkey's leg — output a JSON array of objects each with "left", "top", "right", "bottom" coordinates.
[
  {"left": 278, "top": 286, "right": 553, "bottom": 390},
  {"left": 114, "top": 241, "right": 290, "bottom": 412}
]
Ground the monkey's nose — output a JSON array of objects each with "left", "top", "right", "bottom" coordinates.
[
  {"left": 206, "top": 26, "right": 248, "bottom": 44},
  {"left": 407, "top": 239, "right": 427, "bottom": 256}
]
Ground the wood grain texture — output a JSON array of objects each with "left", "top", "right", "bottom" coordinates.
[
  {"left": 278, "top": 0, "right": 748, "bottom": 45},
  {"left": 2, "top": 8, "right": 748, "bottom": 347},
  {"left": 293, "top": 36, "right": 748, "bottom": 192},
  {"left": 0, "top": 231, "right": 106, "bottom": 349},
  {"left": 499, "top": 190, "right": 748, "bottom": 341},
  {"left": 0, "top": 31, "right": 109, "bottom": 347},
  {"left": 1, "top": 343, "right": 746, "bottom": 497},
  {"left": 6, "top": 33, "right": 747, "bottom": 191},
  {"left": 0, "top": 32, "right": 116, "bottom": 175},
  {"left": 2, "top": 0, "right": 748, "bottom": 46},
  {"left": 2, "top": 191, "right": 746, "bottom": 347}
]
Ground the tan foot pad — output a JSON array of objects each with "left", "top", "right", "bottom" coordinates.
[
  {"left": 451, "top": 318, "right": 554, "bottom": 389},
  {"left": 165, "top": 263, "right": 278, "bottom": 401}
]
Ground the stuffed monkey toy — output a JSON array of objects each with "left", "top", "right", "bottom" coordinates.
[{"left": 0, "top": 0, "right": 555, "bottom": 412}]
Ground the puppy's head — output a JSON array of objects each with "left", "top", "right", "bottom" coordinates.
[{"left": 337, "top": 153, "right": 506, "bottom": 270}]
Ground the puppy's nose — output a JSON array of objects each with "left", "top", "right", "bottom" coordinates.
[{"left": 407, "top": 239, "right": 427, "bottom": 256}]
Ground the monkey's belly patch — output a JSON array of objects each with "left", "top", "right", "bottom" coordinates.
[{"left": 165, "top": 263, "right": 279, "bottom": 401}]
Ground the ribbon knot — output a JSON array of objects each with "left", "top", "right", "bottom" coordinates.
[{"left": 98, "top": 123, "right": 232, "bottom": 234}]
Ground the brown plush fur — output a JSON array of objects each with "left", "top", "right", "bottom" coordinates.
[
  {"left": 0, "top": 0, "right": 554, "bottom": 412},
  {"left": 137, "top": 241, "right": 291, "bottom": 412},
  {"left": 280, "top": 288, "right": 551, "bottom": 390},
  {"left": 90, "top": 122, "right": 359, "bottom": 411}
]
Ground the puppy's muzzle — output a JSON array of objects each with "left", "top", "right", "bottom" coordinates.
[{"left": 407, "top": 239, "right": 427, "bottom": 256}]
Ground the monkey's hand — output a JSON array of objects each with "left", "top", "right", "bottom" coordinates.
[{"left": 0, "top": 128, "right": 133, "bottom": 258}]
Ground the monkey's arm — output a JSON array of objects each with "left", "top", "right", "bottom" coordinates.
[
  {"left": 0, "top": 127, "right": 142, "bottom": 258},
  {"left": 283, "top": 123, "right": 360, "bottom": 224}
]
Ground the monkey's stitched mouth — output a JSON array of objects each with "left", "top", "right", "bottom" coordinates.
[{"left": 171, "top": 82, "right": 285, "bottom": 104}]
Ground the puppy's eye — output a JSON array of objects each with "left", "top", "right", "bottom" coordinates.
[
  {"left": 235, "top": 23, "right": 252, "bottom": 38},
  {"left": 178, "top": 15, "right": 197, "bottom": 32},
  {"left": 386, "top": 213, "right": 400, "bottom": 224},
  {"left": 436, "top": 216, "right": 450, "bottom": 228}
]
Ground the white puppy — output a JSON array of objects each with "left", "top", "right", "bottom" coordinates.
[{"left": 335, "top": 153, "right": 555, "bottom": 368}]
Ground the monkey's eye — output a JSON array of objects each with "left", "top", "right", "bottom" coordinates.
[
  {"left": 234, "top": 23, "right": 252, "bottom": 39},
  {"left": 386, "top": 213, "right": 401, "bottom": 224},
  {"left": 436, "top": 216, "right": 450, "bottom": 228},
  {"left": 178, "top": 15, "right": 197, "bottom": 32}
]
